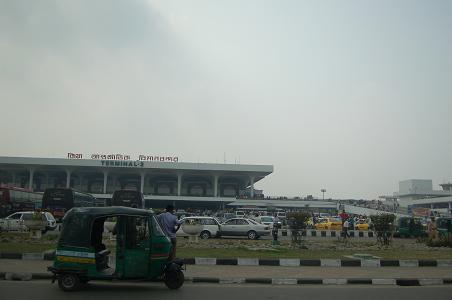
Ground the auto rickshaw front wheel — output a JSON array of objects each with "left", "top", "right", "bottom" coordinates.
[
  {"left": 164, "top": 269, "right": 184, "bottom": 290},
  {"left": 58, "top": 273, "right": 81, "bottom": 292}
]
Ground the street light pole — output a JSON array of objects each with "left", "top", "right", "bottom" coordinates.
[{"left": 321, "top": 189, "right": 326, "bottom": 201}]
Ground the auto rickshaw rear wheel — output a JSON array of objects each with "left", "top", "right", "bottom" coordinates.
[
  {"left": 164, "top": 269, "right": 184, "bottom": 290},
  {"left": 58, "top": 273, "right": 80, "bottom": 292}
]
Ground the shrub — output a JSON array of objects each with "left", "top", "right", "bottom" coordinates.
[
  {"left": 286, "top": 212, "right": 310, "bottom": 248},
  {"left": 370, "top": 214, "right": 396, "bottom": 246},
  {"left": 286, "top": 212, "right": 310, "bottom": 231},
  {"left": 426, "top": 234, "right": 452, "bottom": 248}
]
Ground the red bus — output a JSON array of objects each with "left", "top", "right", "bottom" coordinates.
[{"left": 0, "top": 186, "right": 42, "bottom": 217}]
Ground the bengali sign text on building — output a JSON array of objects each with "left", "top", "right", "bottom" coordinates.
[{"left": 67, "top": 152, "right": 179, "bottom": 163}]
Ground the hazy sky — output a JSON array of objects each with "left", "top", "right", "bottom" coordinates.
[{"left": 1, "top": 0, "right": 451, "bottom": 199}]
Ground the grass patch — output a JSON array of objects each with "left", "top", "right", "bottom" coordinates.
[
  {"left": 177, "top": 247, "right": 452, "bottom": 259},
  {"left": 0, "top": 242, "right": 56, "bottom": 253},
  {"left": 2, "top": 236, "right": 452, "bottom": 260}
]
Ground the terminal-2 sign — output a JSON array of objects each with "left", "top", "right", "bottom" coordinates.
[{"left": 101, "top": 160, "right": 144, "bottom": 168}]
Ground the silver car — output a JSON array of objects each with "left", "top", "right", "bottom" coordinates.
[
  {"left": 0, "top": 211, "right": 57, "bottom": 232},
  {"left": 219, "top": 218, "right": 270, "bottom": 239},
  {"left": 176, "top": 216, "right": 221, "bottom": 239}
]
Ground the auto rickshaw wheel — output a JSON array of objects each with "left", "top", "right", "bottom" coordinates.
[
  {"left": 164, "top": 269, "right": 184, "bottom": 290},
  {"left": 58, "top": 273, "right": 80, "bottom": 292}
]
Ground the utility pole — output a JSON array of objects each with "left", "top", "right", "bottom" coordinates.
[{"left": 321, "top": 189, "right": 326, "bottom": 201}]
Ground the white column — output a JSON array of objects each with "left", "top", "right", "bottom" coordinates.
[
  {"left": 45, "top": 174, "right": 49, "bottom": 190},
  {"left": 140, "top": 172, "right": 145, "bottom": 193},
  {"left": 78, "top": 174, "right": 83, "bottom": 190},
  {"left": 177, "top": 173, "right": 182, "bottom": 196},
  {"left": 112, "top": 175, "right": 117, "bottom": 191},
  {"left": 250, "top": 176, "right": 255, "bottom": 198},
  {"left": 28, "top": 169, "right": 34, "bottom": 191},
  {"left": 213, "top": 175, "right": 219, "bottom": 197},
  {"left": 103, "top": 171, "right": 108, "bottom": 194},
  {"left": 66, "top": 170, "right": 72, "bottom": 188}
]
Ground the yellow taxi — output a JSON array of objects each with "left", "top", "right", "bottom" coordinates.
[
  {"left": 315, "top": 217, "right": 342, "bottom": 230},
  {"left": 354, "top": 219, "right": 369, "bottom": 231}
]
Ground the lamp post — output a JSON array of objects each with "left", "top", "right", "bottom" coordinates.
[{"left": 321, "top": 189, "right": 326, "bottom": 201}]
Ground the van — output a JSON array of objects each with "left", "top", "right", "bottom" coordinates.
[
  {"left": 235, "top": 210, "right": 245, "bottom": 218},
  {"left": 276, "top": 211, "right": 286, "bottom": 219}
]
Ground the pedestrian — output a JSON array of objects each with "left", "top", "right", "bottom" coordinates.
[
  {"left": 339, "top": 210, "right": 349, "bottom": 223},
  {"left": 158, "top": 205, "right": 181, "bottom": 261},
  {"left": 272, "top": 214, "right": 280, "bottom": 243},
  {"left": 427, "top": 217, "right": 438, "bottom": 241},
  {"left": 342, "top": 219, "right": 350, "bottom": 239}
]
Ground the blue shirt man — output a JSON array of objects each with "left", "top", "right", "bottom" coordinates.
[
  {"left": 159, "top": 206, "right": 181, "bottom": 238},
  {"left": 158, "top": 205, "right": 181, "bottom": 261}
]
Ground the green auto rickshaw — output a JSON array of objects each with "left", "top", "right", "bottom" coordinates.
[
  {"left": 48, "top": 207, "right": 184, "bottom": 291},
  {"left": 436, "top": 217, "right": 452, "bottom": 238},
  {"left": 394, "top": 217, "right": 427, "bottom": 238}
]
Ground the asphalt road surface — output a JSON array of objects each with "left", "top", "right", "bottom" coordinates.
[{"left": 1, "top": 280, "right": 452, "bottom": 300}]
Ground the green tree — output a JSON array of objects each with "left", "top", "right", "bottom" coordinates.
[
  {"left": 287, "top": 212, "right": 310, "bottom": 247},
  {"left": 370, "top": 214, "right": 395, "bottom": 246}
]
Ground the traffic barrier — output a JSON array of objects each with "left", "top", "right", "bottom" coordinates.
[
  {"left": 2, "top": 252, "right": 451, "bottom": 269},
  {"left": 278, "top": 229, "right": 375, "bottom": 238}
]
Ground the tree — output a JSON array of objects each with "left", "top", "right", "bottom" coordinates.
[
  {"left": 287, "top": 212, "right": 310, "bottom": 247},
  {"left": 370, "top": 214, "right": 395, "bottom": 246}
]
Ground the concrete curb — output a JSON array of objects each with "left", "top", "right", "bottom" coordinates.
[
  {"left": 2, "top": 253, "right": 452, "bottom": 268},
  {"left": 1, "top": 272, "right": 451, "bottom": 286}
]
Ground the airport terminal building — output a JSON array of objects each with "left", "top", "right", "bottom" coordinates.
[{"left": 0, "top": 156, "right": 273, "bottom": 210}]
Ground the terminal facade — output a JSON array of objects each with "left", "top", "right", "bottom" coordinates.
[{"left": 0, "top": 156, "right": 273, "bottom": 210}]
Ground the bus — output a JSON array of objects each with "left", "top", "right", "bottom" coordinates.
[
  {"left": 111, "top": 190, "right": 144, "bottom": 208},
  {"left": 0, "top": 187, "right": 42, "bottom": 217},
  {"left": 42, "top": 188, "right": 96, "bottom": 220}
]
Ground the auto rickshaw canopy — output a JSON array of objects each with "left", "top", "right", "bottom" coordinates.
[{"left": 59, "top": 207, "right": 154, "bottom": 248}]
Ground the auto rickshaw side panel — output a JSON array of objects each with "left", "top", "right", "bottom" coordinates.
[
  {"left": 148, "top": 216, "right": 173, "bottom": 279},
  {"left": 53, "top": 211, "right": 99, "bottom": 275},
  {"left": 53, "top": 246, "right": 98, "bottom": 276}
]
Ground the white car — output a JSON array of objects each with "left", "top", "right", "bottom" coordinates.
[
  {"left": 254, "top": 215, "right": 279, "bottom": 229},
  {"left": 0, "top": 211, "right": 57, "bottom": 232},
  {"left": 219, "top": 218, "right": 270, "bottom": 239},
  {"left": 176, "top": 216, "right": 221, "bottom": 239}
]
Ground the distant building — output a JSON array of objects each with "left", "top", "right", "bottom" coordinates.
[{"left": 393, "top": 179, "right": 452, "bottom": 216}]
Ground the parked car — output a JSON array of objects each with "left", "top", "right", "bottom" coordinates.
[
  {"left": 219, "top": 218, "right": 270, "bottom": 239},
  {"left": 276, "top": 211, "right": 287, "bottom": 219},
  {"left": 235, "top": 211, "right": 246, "bottom": 218},
  {"left": 176, "top": 216, "right": 221, "bottom": 239},
  {"left": 254, "top": 215, "right": 282, "bottom": 229},
  {"left": 314, "top": 217, "right": 342, "bottom": 230},
  {"left": 354, "top": 219, "right": 370, "bottom": 231},
  {"left": 216, "top": 213, "right": 235, "bottom": 223},
  {"left": 0, "top": 211, "right": 57, "bottom": 233}
]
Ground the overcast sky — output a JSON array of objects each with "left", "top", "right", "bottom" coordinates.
[{"left": 1, "top": 0, "right": 451, "bottom": 199}]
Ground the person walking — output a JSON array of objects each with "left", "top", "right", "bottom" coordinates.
[
  {"left": 342, "top": 219, "right": 350, "bottom": 240},
  {"left": 427, "top": 217, "right": 438, "bottom": 241},
  {"left": 158, "top": 205, "right": 181, "bottom": 261}
]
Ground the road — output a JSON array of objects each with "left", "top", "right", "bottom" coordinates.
[{"left": 1, "top": 280, "right": 452, "bottom": 300}]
